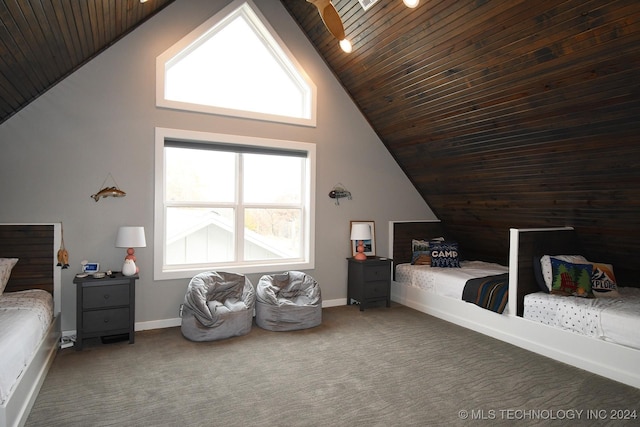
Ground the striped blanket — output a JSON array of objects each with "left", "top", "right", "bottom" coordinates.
[{"left": 462, "top": 273, "right": 509, "bottom": 314}]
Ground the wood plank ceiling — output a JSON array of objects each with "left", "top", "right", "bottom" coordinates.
[
  {"left": 0, "top": 0, "right": 174, "bottom": 123},
  {"left": 0, "top": 0, "right": 638, "bottom": 283},
  {"left": 281, "top": 0, "right": 640, "bottom": 283}
]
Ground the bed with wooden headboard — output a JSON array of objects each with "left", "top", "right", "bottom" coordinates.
[
  {"left": 389, "top": 220, "right": 509, "bottom": 313},
  {"left": 389, "top": 220, "right": 640, "bottom": 389},
  {"left": 389, "top": 220, "right": 449, "bottom": 271},
  {"left": 0, "top": 224, "right": 61, "bottom": 427}
]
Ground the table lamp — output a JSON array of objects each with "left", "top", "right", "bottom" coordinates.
[
  {"left": 116, "top": 226, "right": 146, "bottom": 276},
  {"left": 350, "top": 223, "right": 371, "bottom": 261}
]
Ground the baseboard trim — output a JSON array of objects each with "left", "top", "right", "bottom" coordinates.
[
  {"left": 321, "top": 298, "right": 345, "bottom": 308},
  {"left": 61, "top": 298, "right": 347, "bottom": 335},
  {"left": 136, "top": 318, "right": 182, "bottom": 331}
]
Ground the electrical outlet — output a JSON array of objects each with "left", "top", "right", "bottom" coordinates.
[{"left": 60, "top": 335, "right": 76, "bottom": 349}]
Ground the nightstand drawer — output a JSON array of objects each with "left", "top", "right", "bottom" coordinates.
[
  {"left": 364, "top": 281, "right": 388, "bottom": 298},
  {"left": 363, "top": 265, "right": 390, "bottom": 282},
  {"left": 83, "top": 308, "right": 130, "bottom": 333},
  {"left": 83, "top": 284, "right": 129, "bottom": 309}
]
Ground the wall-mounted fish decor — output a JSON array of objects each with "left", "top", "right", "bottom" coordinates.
[
  {"left": 91, "top": 173, "right": 126, "bottom": 202},
  {"left": 329, "top": 183, "right": 352, "bottom": 205},
  {"left": 91, "top": 186, "right": 126, "bottom": 202}
]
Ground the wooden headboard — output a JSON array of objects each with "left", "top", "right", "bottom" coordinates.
[
  {"left": 391, "top": 222, "right": 579, "bottom": 318},
  {"left": 0, "top": 224, "right": 56, "bottom": 295},
  {"left": 390, "top": 220, "right": 451, "bottom": 267},
  {"left": 510, "top": 227, "right": 578, "bottom": 317}
]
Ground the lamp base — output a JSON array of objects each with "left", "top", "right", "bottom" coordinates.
[
  {"left": 354, "top": 241, "right": 367, "bottom": 260},
  {"left": 122, "top": 259, "right": 137, "bottom": 276},
  {"left": 354, "top": 240, "right": 367, "bottom": 261}
]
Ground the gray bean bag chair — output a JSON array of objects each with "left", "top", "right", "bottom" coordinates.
[
  {"left": 255, "top": 271, "right": 321, "bottom": 331},
  {"left": 180, "top": 271, "right": 255, "bottom": 341}
]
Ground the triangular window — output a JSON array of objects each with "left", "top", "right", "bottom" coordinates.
[{"left": 156, "top": 0, "right": 316, "bottom": 126}]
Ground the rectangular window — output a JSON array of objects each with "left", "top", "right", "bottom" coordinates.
[{"left": 155, "top": 128, "right": 315, "bottom": 280}]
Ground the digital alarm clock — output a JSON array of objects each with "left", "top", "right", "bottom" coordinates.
[{"left": 82, "top": 262, "right": 100, "bottom": 273}]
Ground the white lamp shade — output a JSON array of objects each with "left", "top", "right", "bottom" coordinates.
[
  {"left": 116, "top": 226, "right": 147, "bottom": 248},
  {"left": 350, "top": 223, "right": 371, "bottom": 241}
]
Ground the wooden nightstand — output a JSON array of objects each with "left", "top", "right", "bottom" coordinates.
[
  {"left": 347, "top": 256, "right": 392, "bottom": 311},
  {"left": 73, "top": 273, "right": 137, "bottom": 350}
]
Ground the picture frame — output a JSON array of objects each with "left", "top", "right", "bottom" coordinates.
[{"left": 350, "top": 220, "right": 376, "bottom": 257}]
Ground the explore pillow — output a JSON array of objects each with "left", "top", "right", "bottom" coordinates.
[{"left": 590, "top": 262, "right": 619, "bottom": 297}]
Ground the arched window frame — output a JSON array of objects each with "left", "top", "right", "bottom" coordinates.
[{"left": 155, "top": 0, "right": 317, "bottom": 127}]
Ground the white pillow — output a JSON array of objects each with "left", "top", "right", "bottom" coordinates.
[
  {"left": 411, "top": 237, "right": 444, "bottom": 252},
  {"left": 540, "top": 255, "right": 588, "bottom": 292},
  {"left": 0, "top": 258, "right": 19, "bottom": 294}
]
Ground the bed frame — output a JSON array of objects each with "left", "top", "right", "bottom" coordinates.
[
  {"left": 0, "top": 224, "right": 61, "bottom": 427},
  {"left": 389, "top": 220, "right": 640, "bottom": 389}
]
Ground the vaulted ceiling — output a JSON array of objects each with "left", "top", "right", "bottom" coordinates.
[
  {"left": 283, "top": 0, "right": 640, "bottom": 283},
  {"left": 1, "top": 1, "right": 638, "bottom": 282},
  {"left": 0, "top": 0, "right": 174, "bottom": 123}
]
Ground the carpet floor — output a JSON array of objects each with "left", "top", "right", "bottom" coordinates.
[{"left": 26, "top": 304, "right": 640, "bottom": 426}]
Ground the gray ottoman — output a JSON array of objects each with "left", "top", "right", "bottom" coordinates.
[
  {"left": 255, "top": 271, "right": 322, "bottom": 331},
  {"left": 180, "top": 271, "right": 255, "bottom": 341}
]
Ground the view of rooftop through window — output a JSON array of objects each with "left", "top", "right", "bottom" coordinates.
[{"left": 160, "top": 142, "right": 310, "bottom": 274}]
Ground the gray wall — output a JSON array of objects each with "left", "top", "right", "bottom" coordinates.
[{"left": 0, "top": 0, "right": 433, "bottom": 331}]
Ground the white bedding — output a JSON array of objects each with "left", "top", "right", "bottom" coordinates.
[
  {"left": 0, "top": 289, "right": 54, "bottom": 404},
  {"left": 523, "top": 287, "right": 640, "bottom": 350},
  {"left": 395, "top": 260, "right": 509, "bottom": 299}
]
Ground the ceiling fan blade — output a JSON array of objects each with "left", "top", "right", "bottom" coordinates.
[{"left": 307, "top": 0, "right": 346, "bottom": 40}]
